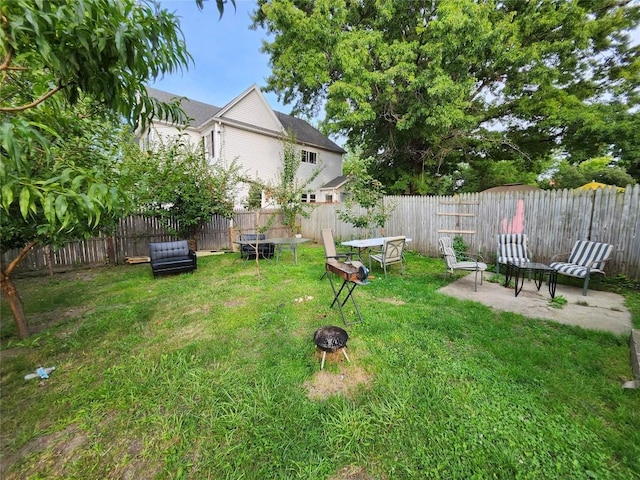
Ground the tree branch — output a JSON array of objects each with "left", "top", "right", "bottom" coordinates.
[
  {"left": 2, "top": 240, "right": 38, "bottom": 278},
  {"left": 0, "top": 45, "right": 13, "bottom": 71},
  {"left": 0, "top": 85, "right": 64, "bottom": 112}
]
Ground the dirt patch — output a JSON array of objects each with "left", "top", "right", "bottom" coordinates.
[
  {"left": 28, "top": 306, "right": 93, "bottom": 334},
  {"left": 304, "top": 358, "right": 373, "bottom": 400},
  {"left": 224, "top": 299, "right": 246, "bottom": 308},
  {"left": 0, "top": 418, "right": 158, "bottom": 480},
  {"left": 379, "top": 297, "right": 406, "bottom": 305},
  {"left": 328, "top": 465, "right": 386, "bottom": 480},
  {"left": 0, "top": 424, "right": 89, "bottom": 479}
]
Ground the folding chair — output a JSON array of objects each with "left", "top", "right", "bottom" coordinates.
[{"left": 369, "top": 236, "right": 406, "bottom": 276}]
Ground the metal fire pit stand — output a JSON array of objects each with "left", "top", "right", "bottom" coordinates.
[
  {"left": 320, "top": 347, "right": 350, "bottom": 370},
  {"left": 325, "top": 262, "right": 365, "bottom": 325},
  {"left": 314, "top": 326, "right": 351, "bottom": 370}
]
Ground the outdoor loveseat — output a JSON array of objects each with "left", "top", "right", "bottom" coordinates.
[
  {"left": 148, "top": 240, "right": 197, "bottom": 278},
  {"left": 549, "top": 240, "right": 614, "bottom": 296}
]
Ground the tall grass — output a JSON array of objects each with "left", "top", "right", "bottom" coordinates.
[{"left": 1, "top": 246, "right": 639, "bottom": 479}]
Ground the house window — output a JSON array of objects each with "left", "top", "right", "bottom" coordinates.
[
  {"left": 301, "top": 193, "right": 316, "bottom": 203},
  {"left": 301, "top": 150, "right": 317, "bottom": 164},
  {"left": 325, "top": 194, "right": 333, "bottom": 203}
]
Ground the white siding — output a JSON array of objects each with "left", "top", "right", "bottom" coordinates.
[
  {"left": 300, "top": 150, "right": 343, "bottom": 199},
  {"left": 223, "top": 89, "right": 281, "bottom": 132},
  {"left": 222, "top": 125, "right": 280, "bottom": 179},
  {"left": 150, "top": 124, "right": 201, "bottom": 146},
  {"left": 145, "top": 86, "right": 344, "bottom": 207}
]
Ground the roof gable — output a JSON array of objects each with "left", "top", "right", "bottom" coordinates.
[
  {"left": 146, "top": 86, "right": 345, "bottom": 154},
  {"left": 216, "top": 85, "right": 282, "bottom": 132}
]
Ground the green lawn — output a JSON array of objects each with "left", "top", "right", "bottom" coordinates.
[{"left": 1, "top": 246, "right": 639, "bottom": 479}]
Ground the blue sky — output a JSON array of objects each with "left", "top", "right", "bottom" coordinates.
[{"left": 151, "top": 0, "right": 286, "bottom": 113}]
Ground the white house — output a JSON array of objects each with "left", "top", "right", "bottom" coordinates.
[{"left": 144, "top": 85, "right": 346, "bottom": 205}]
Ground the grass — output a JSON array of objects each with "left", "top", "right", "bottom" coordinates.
[
  {"left": 548, "top": 295, "right": 568, "bottom": 309},
  {"left": 1, "top": 246, "right": 639, "bottom": 479}
]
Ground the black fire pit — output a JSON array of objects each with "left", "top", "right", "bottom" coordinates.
[{"left": 313, "top": 326, "right": 351, "bottom": 369}]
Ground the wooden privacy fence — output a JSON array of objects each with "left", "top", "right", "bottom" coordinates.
[
  {"left": 3, "top": 185, "right": 640, "bottom": 280},
  {"left": 303, "top": 184, "right": 640, "bottom": 281}
]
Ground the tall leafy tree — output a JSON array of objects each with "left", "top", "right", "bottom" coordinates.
[
  {"left": 0, "top": 0, "right": 212, "bottom": 338},
  {"left": 253, "top": 0, "right": 640, "bottom": 193}
]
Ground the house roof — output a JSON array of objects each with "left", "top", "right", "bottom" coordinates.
[
  {"left": 146, "top": 87, "right": 220, "bottom": 128},
  {"left": 320, "top": 175, "right": 349, "bottom": 189},
  {"left": 481, "top": 183, "right": 539, "bottom": 193},
  {"left": 146, "top": 86, "right": 345, "bottom": 154}
]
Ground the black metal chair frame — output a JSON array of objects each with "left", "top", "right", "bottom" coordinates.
[{"left": 325, "top": 263, "right": 364, "bottom": 326}]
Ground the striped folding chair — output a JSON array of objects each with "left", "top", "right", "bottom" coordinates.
[{"left": 550, "top": 240, "right": 614, "bottom": 296}]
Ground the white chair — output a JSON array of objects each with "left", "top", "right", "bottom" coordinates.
[
  {"left": 439, "top": 237, "right": 487, "bottom": 292},
  {"left": 370, "top": 236, "right": 406, "bottom": 277}
]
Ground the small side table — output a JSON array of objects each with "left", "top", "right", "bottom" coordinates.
[{"left": 505, "top": 261, "right": 558, "bottom": 298}]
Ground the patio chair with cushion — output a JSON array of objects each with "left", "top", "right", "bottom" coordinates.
[
  {"left": 496, "top": 234, "right": 532, "bottom": 274},
  {"left": 370, "top": 236, "right": 406, "bottom": 277},
  {"left": 439, "top": 236, "right": 487, "bottom": 292},
  {"left": 549, "top": 240, "right": 614, "bottom": 296},
  {"left": 240, "top": 233, "right": 274, "bottom": 260}
]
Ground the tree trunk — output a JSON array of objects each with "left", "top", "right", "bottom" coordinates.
[
  {"left": 1, "top": 240, "right": 38, "bottom": 338},
  {"left": 0, "top": 272, "right": 30, "bottom": 339},
  {"left": 188, "top": 236, "right": 197, "bottom": 252},
  {"left": 105, "top": 236, "right": 116, "bottom": 265}
]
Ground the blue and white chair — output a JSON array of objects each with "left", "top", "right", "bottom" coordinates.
[
  {"left": 550, "top": 240, "right": 614, "bottom": 296},
  {"left": 496, "top": 234, "right": 531, "bottom": 274}
]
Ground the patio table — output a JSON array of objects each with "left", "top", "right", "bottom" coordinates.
[
  {"left": 504, "top": 261, "right": 558, "bottom": 298},
  {"left": 341, "top": 236, "right": 412, "bottom": 268},
  {"left": 268, "top": 237, "right": 310, "bottom": 265}
]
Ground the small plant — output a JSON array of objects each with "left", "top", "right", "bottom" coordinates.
[
  {"left": 452, "top": 235, "right": 468, "bottom": 259},
  {"left": 549, "top": 295, "right": 568, "bottom": 309}
]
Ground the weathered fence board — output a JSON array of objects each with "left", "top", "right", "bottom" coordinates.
[{"left": 3, "top": 186, "right": 640, "bottom": 280}]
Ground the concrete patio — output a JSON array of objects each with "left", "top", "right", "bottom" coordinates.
[{"left": 438, "top": 273, "right": 632, "bottom": 336}]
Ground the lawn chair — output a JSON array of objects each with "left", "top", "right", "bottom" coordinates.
[
  {"left": 370, "top": 236, "right": 406, "bottom": 277},
  {"left": 321, "top": 229, "right": 359, "bottom": 278},
  {"left": 496, "top": 234, "right": 531, "bottom": 274},
  {"left": 439, "top": 236, "right": 487, "bottom": 292},
  {"left": 549, "top": 240, "right": 614, "bottom": 296}
]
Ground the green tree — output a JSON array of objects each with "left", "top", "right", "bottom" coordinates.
[
  {"left": 253, "top": 0, "right": 640, "bottom": 192},
  {"left": 268, "top": 133, "right": 322, "bottom": 234},
  {"left": 0, "top": 0, "right": 201, "bottom": 337},
  {"left": 1, "top": 101, "right": 136, "bottom": 338},
  {"left": 338, "top": 150, "right": 394, "bottom": 236},
  {"left": 544, "top": 156, "right": 636, "bottom": 190},
  {"left": 122, "top": 135, "right": 242, "bottom": 249}
]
